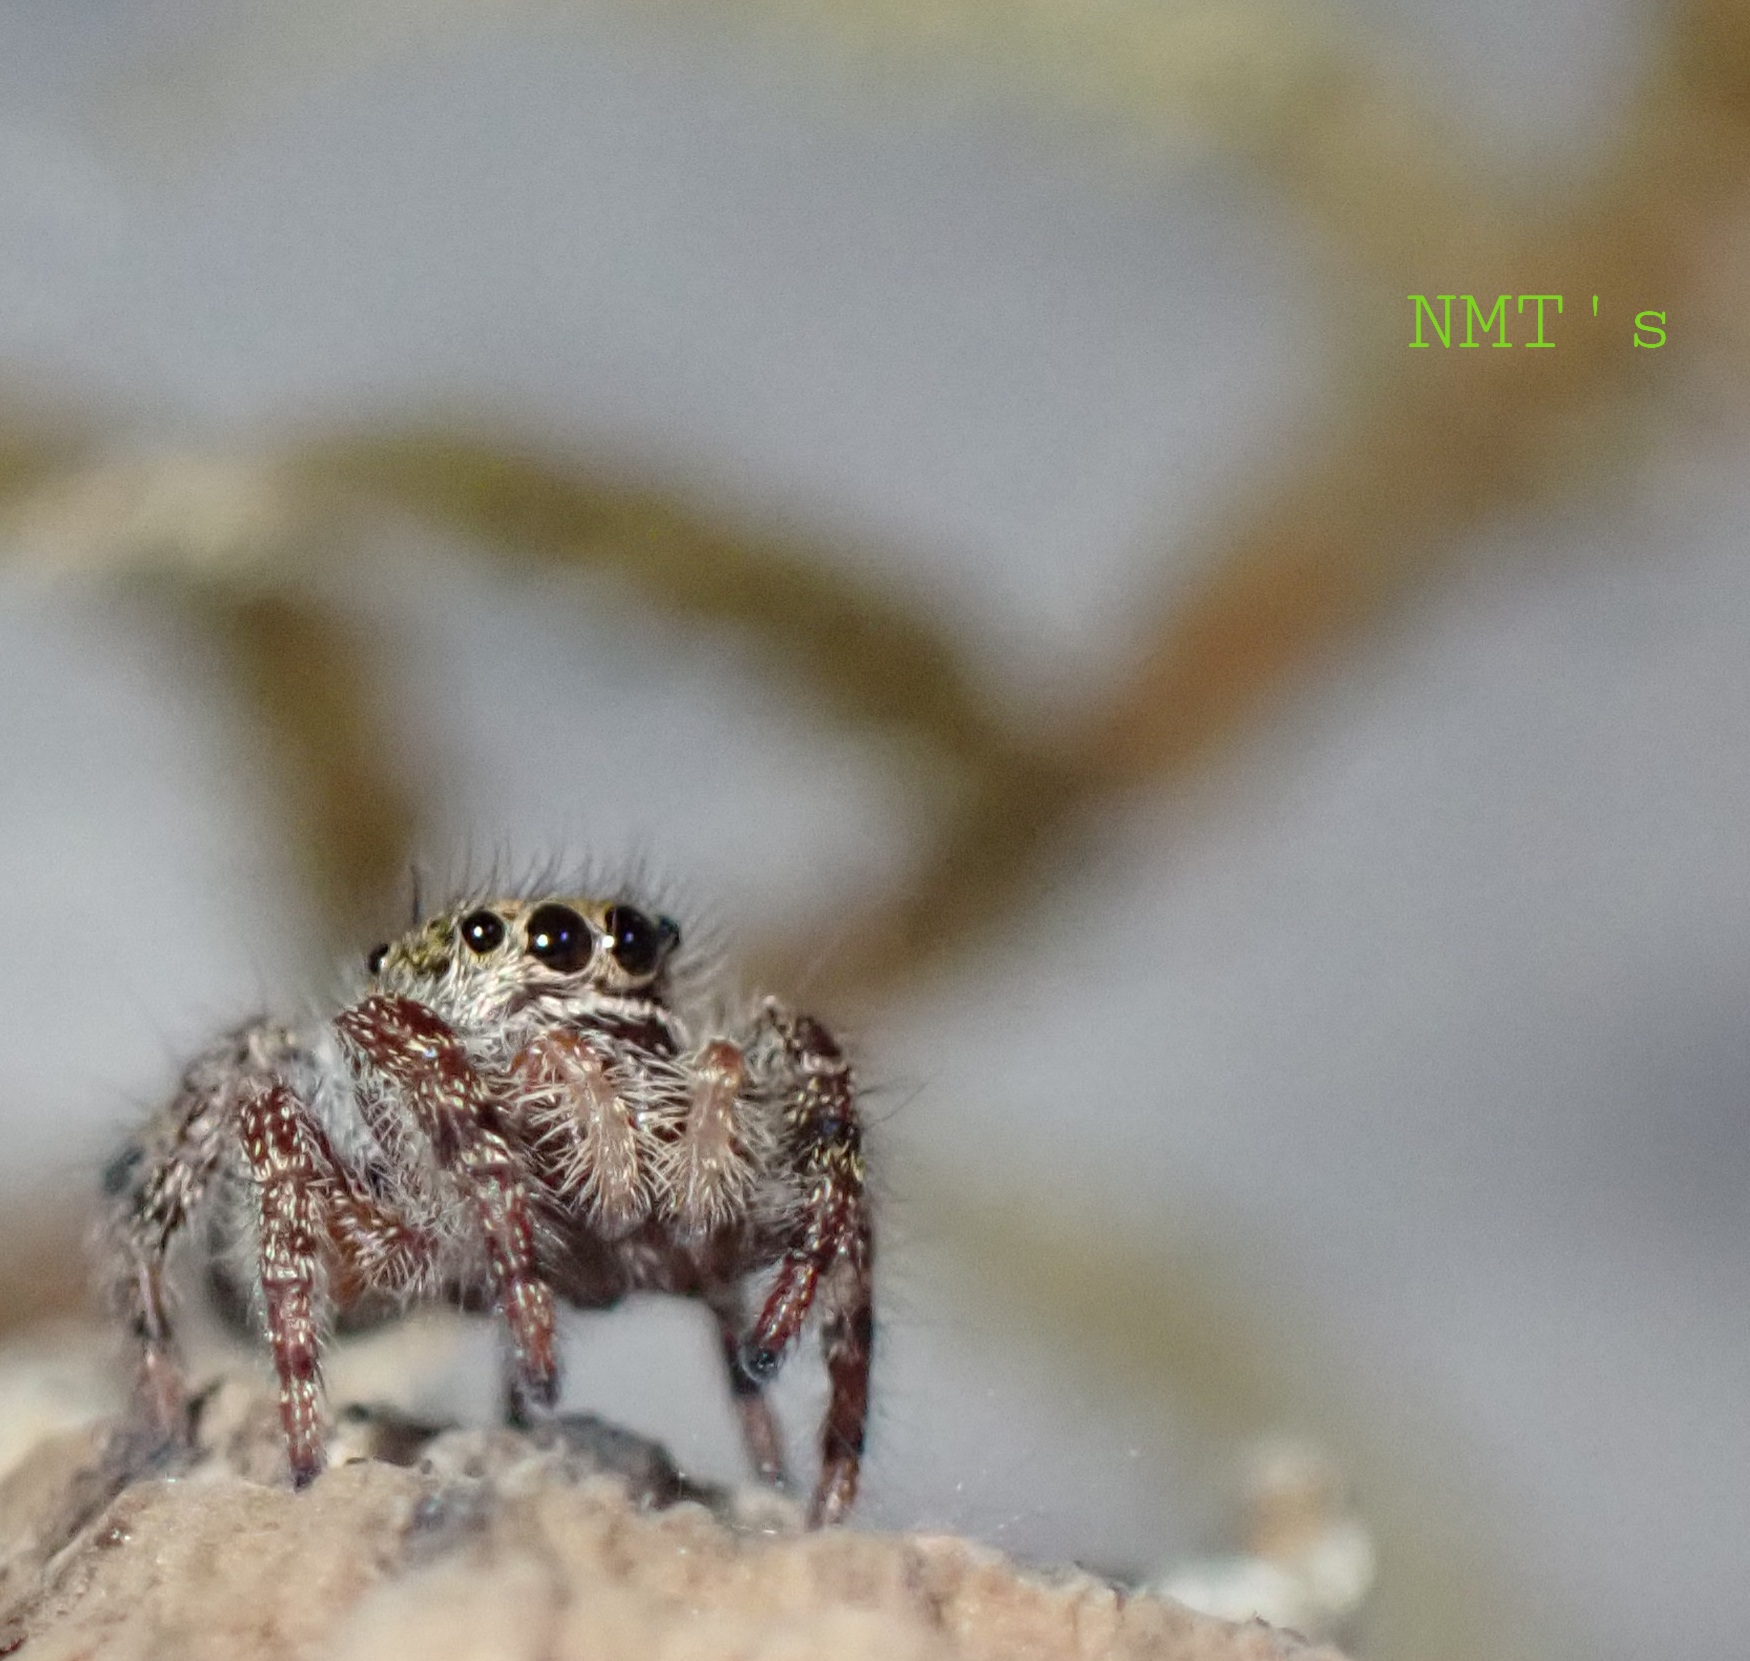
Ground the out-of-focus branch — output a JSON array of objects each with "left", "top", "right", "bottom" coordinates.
[
  {"left": 0, "top": 416, "right": 89, "bottom": 511},
  {"left": 0, "top": 1202, "right": 92, "bottom": 1334},
  {"left": 288, "top": 434, "right": 1095, "bottom": 997},
  {"left": 15, "top": 0, "right": 1745, "bottom": 1012},
  {"left": 293, "top": 433, "right": 1007, "bottom": 770},
  {"left": 700, "top": 0, "right": 1486, "bottom": 272},
  {"left": 187, "top": 583, "right": 426, "bottom": 944},
  {"left": 780, "top": 13, "right": 1749, "bottom": 1004}
]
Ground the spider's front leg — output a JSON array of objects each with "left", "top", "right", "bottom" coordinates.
[
  {"left": 243, "top": 1085, "right": 456, "bottom": 1486},
  {"left": 236, "top": 1079, "right": 453, "bottom": 1487},
  {"left": 741, "top": 1003, "right": 874, "bottom": 1527},
  {"left": 335, "top": 995, "right": 560, "bottom": 1419},
  {"left": 238, "top": 1080, "right": 337, "bottom": 1485}
]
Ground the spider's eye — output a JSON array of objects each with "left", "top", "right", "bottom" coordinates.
[
  {"left": 367, "top": 944, "right": 389, "bottom": 975},
  {"left": 460, "top": 909, "right": 506, "bottom": 954},
  {"left": 605, "top": 904, "right": 671, "bottom": 978},
  {"left": 525, "top": 903, "right": 593, "bottom": 973}
]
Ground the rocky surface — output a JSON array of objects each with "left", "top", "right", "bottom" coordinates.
[{"left": 0, "top": 1371, "right": 1349, "bottom": 1661}]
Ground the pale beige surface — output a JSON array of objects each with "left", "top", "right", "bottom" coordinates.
[{"left": 0, "top": 1376, "right": 1343, "bottom": 1661}]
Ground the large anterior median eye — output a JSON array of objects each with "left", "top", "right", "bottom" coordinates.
[
  {"left": 525, "top": 903, "right": 593, "bottom": 973},
  {"left": 605, "top": 904, "right": 672, "bottom": 977},
  {"left": 460, "top": 909, "right": 505, "bottom": 954}
]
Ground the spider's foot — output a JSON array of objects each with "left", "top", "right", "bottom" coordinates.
[
  {"left": 504, "top": 1372, "right": 561, "bottom": 1429},
  {"left": 736, "top": 1342, "right": 783, "bottom": 1386}
]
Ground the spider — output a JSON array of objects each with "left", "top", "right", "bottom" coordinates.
[{"left": 102, "top": 885, "right": 873, "bottom": 1526}]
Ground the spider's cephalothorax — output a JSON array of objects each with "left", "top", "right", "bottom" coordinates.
[{"left": 103, "top": 888, "right": 873, "bottom": 1525}]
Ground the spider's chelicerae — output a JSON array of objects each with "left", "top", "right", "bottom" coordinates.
[{"left": 103, "top": 886, "right": 873, "bottom": 1525}]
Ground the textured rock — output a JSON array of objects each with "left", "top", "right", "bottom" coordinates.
[{"left": 0, "top": 1374, "right": 1348, "bottom": 1661}]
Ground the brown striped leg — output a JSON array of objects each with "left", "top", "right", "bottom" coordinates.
[
  {"left": 742, "top": 1258, "right": 820, "bottom": 1383},
  {"left": 812, "top": 1220, "right": 874, "bottom": 1526},
  {"left": 104, "top": 1026, "right": 272, "bottom": 1447},
  {"left": 741, "top": 1001, "right": 872, "bottom": 1526},
  {"left": 337, "top": 995, "right": 558, "bottom": 1417},
  {"left": 239, "top": 1081, "right": 329, "bottom": 1487},
  {"left": 705, "top": 1289, "right": 789, "bottom": 1488}
]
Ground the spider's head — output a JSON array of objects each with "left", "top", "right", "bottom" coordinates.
[{"left": 365, "top": 894, "right": 682, "bottom": 1021}]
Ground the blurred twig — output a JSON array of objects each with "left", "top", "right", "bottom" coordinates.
[
  {"left": 765, "top": 1, "right": 1747, "bottom": 1004},
  {"left": 187, "top": 583, "right": 426, "bottom": 943},
  {"left": 15, "top": 0, "right": 1740, "bottom": 1013},
  {"left": 0, "top": 1204, "right": 93, "bottom": 1335},
  {"left": 291, "top": 432, "right": 1085, "bottom": 978},
  {"left": 0, "top": 417, "right": 91, "bottom": 512},
  {"left": 292, "top": 432, "right": 1008, "bottom": 768}
]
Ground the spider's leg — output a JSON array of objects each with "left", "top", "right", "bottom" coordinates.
[
  {"left": 814, "top": 1216, "right": 874, "bottom": 1527},
  {"left": 703, "top": 1285, "right": 790, "bottom": 1488},
  {"left": 238, "top": 1080, "right": 333, "bottom": 1487},
  {"left": 741, "top": 1003, "right": 873, "bottom": 1527},
  {"left": 103, "top": 1025, "right": 271, "bottom": 1441},
  {"left": 337, "top": 995, "right": 559, "bottom": 1419}
]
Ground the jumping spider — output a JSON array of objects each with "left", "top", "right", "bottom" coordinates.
[{"left": 103, "top": 886, "right": 873, "bottom": 1525}]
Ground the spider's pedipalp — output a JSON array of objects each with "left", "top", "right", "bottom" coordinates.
[
  {"left": 666, "top": 1037, "right": 765, "bottom": 1241},
  {"left": 513, "top": 1029, "right": 652, "bottom": 1236}
]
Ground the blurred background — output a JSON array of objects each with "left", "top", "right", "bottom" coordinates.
[{"left": 1, "top": 3, "right": 1748, "bottom": 1658}]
